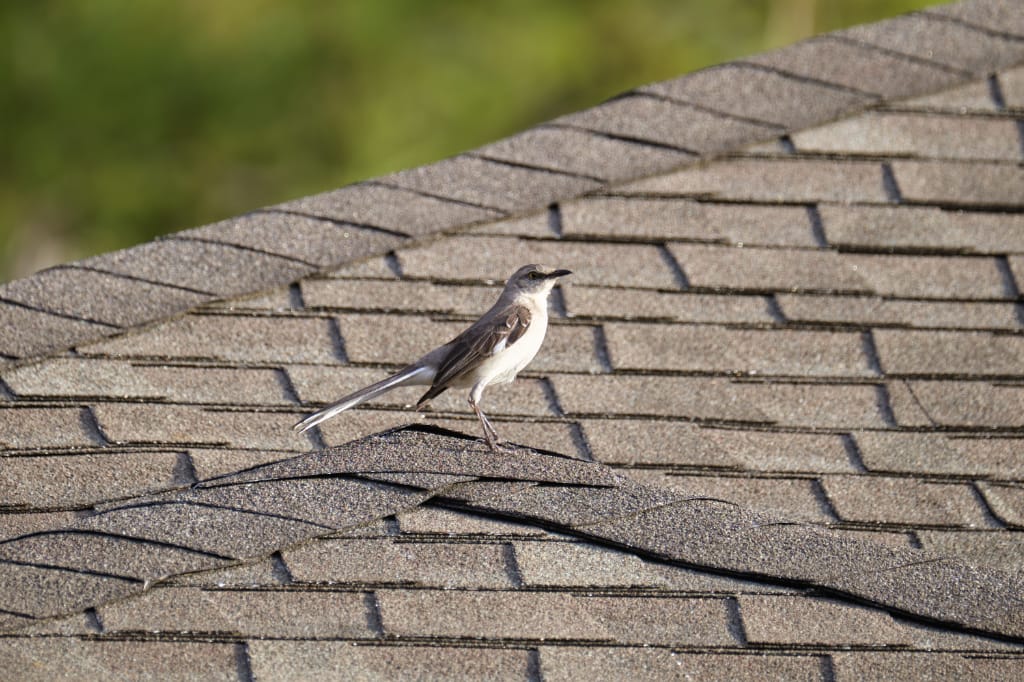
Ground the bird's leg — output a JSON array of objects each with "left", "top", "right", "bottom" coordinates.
[{"left": 468, "top": 391, "right": 503, "bottom": 452}]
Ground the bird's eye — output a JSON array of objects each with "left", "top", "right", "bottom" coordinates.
[{"left": 527, "top": 271, "right": 543, "bottom": 280}]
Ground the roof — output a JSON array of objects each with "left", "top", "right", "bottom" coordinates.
[{"left": 3, "top": 0, "right": 1024, "bottom": 678}]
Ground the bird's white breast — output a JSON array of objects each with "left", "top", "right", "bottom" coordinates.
[{"left": 476, "top": 297, "right": 549, "bottom": 386}]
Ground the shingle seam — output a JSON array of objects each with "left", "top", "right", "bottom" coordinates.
[
  {"left": 729, "top": 58, "right": 886, "bottom": 100},
  {"left": 0, "top": 557, "right": 142, "bottom": 583},
  {"left": 921, "top": 8, "right": 1024, "bottom": 42},
  {"left": 0, "top": 296, "right": 120, "bottom": 330},
  {"left": 169, "top": 236, "right": 321, "bottom": 269},
  {"left": 56, "top": 264, "right": 217, "bottom": 297},
  {"left": 543, "top": 123, "right": 702, "bottom": 156},
  {"left": 250, "top": 208, "right": 413, "bottom": 240},
  {"left": 466, "top": 153, "right": 607, "bottom": 184}
]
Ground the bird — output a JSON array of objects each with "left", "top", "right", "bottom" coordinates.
[{"left": 294, "top": 264, "right": 572, "bottom": 451}]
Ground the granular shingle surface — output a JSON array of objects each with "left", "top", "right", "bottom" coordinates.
[{"left": 3, "top": 1, "right": 1024, "bottom": 677}]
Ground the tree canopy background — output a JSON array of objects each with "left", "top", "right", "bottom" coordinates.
[{"left": 2, "top": 0, "right": 940, "bottom": 281}]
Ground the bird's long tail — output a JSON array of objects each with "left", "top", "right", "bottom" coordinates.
[{"left": 293, "top": 364, "right": 433, "bottom": 433}]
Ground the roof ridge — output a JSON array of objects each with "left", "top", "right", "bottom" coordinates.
[{"left": 3, "top": 0, "right": 1022, "bottom": 365}]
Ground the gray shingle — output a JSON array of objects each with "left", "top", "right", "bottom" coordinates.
[
  {"left": 581, "top": 419, "right": 854, "bottom": 473},
  {"left": 777, "top": 294, "right": 1021, "bottom": 330},
  {"left": 822, "top": 475, "right": 989, "bottom": 527},
  {"left": 0, "top": 407, "right": 96, "bottom": 450},
  {"left": 541, "top": 648, "right": 822, "bottom": 682},
  {"left": 382, "top": 155, "right": 599, "bottom": 212},
  {"left": 0, "top": 303, "right": 111, "bottom": 359},
  {"left": 563, "top": 287, "right": 774, "bottom": 324},
  {"left": 0, "top": 561, "right": 137, "bottom": 619},
  {"left": 843, "top": 253, "right": 1008, "bottom": 300},
  {"left": 618, "top": 158, "right": 889, "bottom": 203},
  {"left": 559, "top": 197, "right": 816, "bottom": 246},
  {"left": 893, "top": 78, "right": 1000, "bottom": 113},
  {"left": 747, "top": 37, "right": 961, "bottom": 98},
  {"left": 283, "top": 538, "right": 512, "bottom": 588},
  {"left": 832, "top": 652, "right": 1024, "bottom": 682},
  {"left": 398, "top": 235, "right": 681, "bottom": 289},
  {"left": 475, "top": 126, "right": 692, "bottom": 182},
  {"left": 0, "top": 268, "right": 206, "bottom": 328},
  {"left": 901, "top": 380, "right": 1024, "bottom": 428},
  {"left": 854, "top": 431, "right": 1024, "bottom": 478},
  {"left": 892, "top": 160, "right": 1024, "bottom": 207},
  {"left": 98, "top": 586, "right": 373, "bottom": 638},
  {"left": 793, "top": 112, "right": 1021, "bottom": 161},
  {"left": 301, "top": 278, "right": 498, "bottom": 314},
  {"left": 273, "top": 182, "right": 501, "bottom": 236},
  {"left": 641, "top": 62, "right": 870, "bottom": 128},
  {"left": 0, "top": 640, "right": 237, "bottom": 682},
  {"left": 917, "top": 530, "right": 1024, "bottom": 576},
  {"left": 377, "top": 589, "right": 735, "bottom": 645},
  {"left": 555, "top": 94, "right": 777, "bottom": 155},
  {"left": 0, "top": 511, "right": 79, "bottom": 542},
  {"left": 79, "top": 314, "right": 339, "bottom": 364},
  {"left": 875, "top": 329, "right": 1024, "bottom": 376},
  {"left": 977, "top": 483, "right": 1024, "bottom": 528},
  {"left": 603, "top": 323, "right": 873, "bottom": 377},
  {"left": 1002, "top": 65, "right": 1024, "bottom": 109},
  {"left": 739, "top": 595, "right": 912, "bottom": 646}
]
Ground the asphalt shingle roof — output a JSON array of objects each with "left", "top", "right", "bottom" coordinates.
[{"left": 3, "top": 0, "right": 1024, "bottom": 678}]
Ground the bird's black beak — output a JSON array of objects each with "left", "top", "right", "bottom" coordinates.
[{"left": 546, "top": 269, "right": 572, "bottom": 279}]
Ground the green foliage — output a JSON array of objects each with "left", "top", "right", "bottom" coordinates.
[{"left": 1, "top": 0, "right": 940, "bottom": 280}]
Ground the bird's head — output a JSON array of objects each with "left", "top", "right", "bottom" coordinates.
[{"left": 505, "top": 264, "right": 572, "bottom": 295}]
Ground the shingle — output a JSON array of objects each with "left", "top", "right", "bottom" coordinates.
[
  {"left": 622, "top": 472, "right": 833, "bottom": 524},
  {"left": 77, "top": 500, "right": 326, "bottom": 558},
  {"left": 739, "top": 595, "right": 913, "bottom": 646},
  {"left": 0, "top": 268, "right": 206, "bottom": 328},
  {"left": 321, "top": 254, "right": 400, "bottom": 279},
  {"left": 540, "top": 648, "right": 821, "bottom": 682},
  {"left": 792, "top": 112, "right": 1021, "bottom": 161},
  {"left": 603, "top": 323, "right": 873, "bottom": 377},
  {"left": 98, "top": 586, "right": 373, "bottom": 638},
  {"left": 581, "top": 419, "right": 854, "bottom": 473},
  {"left": 377, "top": 589, "right": 734, "bottom": 646},
  {"left": 875, "top": 329, "right": 1024, "bottom": 376},
  {"left": 927, "top": 0, "right": 1024, "bottom": 36},
  {"left": 977, "top": 483, "right": 1024, "bottom": 528},
  {"left": 513, "top": 539, "right": 789, "bottom": 592},
  {"left": 555, "top": 94, "right": 777, "bottom": 155},
  {"left": 398, "top": 235, "right": 680, "bottom": 289},
  {"left": 1008, "top": 255, "right": 1024, "bottom": 287},
  {"left": 185, "top": 448, "right": 295, "bottom": 480},
  {"left": 0, "top": 531, "right": 226, "bottom": 579},
  {"left": 273, "top": 182, "right": 502, "bottom": 236},
  {"left": 470, "top": 212, "right": 554, "bottom": 238},
  {"left": 301, "top": 278, "right": 497, "bottom": 314},
  {"left": 0, "top": 561, "right": 137, "bottom": 618},
  {"left": 0, "top": 303, "right": 111, "bottom": 359},
  {"left": 0, "top": 511, "right": 79, "bottom": 542},
  {"left": 564, "top": 287, "right": 774, "bottom": 324},
  {"left": 205, "top": 286, "right": 293, "bottom": 311},
  {"left": 283, "top": 538, "right": 512, "bottom": 588},
  {"left": 839, "top": 12, "right": 1024, "bottom": 75},
  {"left": 92, "top": 403, "right": 306, "bottom": 450},
  {"left": 917, "top": 530, "right": 1024, "bottom": 576},
  {"left": 167, "top": 557, "right": 282, "bottom": 588},
  {"left": 832, "top": 652, "right": 1024, "bottom": 682},
  {"left": 778, "top": 294, "right": 1021, "bottom": 330},
  {"left": 289, "top": 365, "right": 557, "bottom": 418},
  {"left": 396, "top": 506, "right": 548, "bottom": 537},
  {"left": 81, "top": 238, "right": 309, "bottom": 297},
  {"left": 618, "top": 158, "right": 889, "bottom": 203},
  {"left": 893, "top": 77, "right": 1000, "bottom": 113},
  {"left": 821, "top": 475, "right": 989, "bottom": 527},
  {"left": 0, "top": 452, "right": 180, "bottom": 508},
  {"left": 0, "top": 640, "right": 237, "bottom": 682},
  {"left": 747, "top": 37, "right": 961, "bottom": 98},
  {"left": 668, "top": 244, "right": 868, "bottom": 293},
  {"left": 0, "top": 407, "right": 95, "bottom": 449},
  {"left": 738, "top": 381, "right": 891, "bottom": 429},
  {"left": 892, "top": 160, "right": 1024, "bottom": 207},
  {"left": 843, "top": 253, "right": 1007, "bottom": 299},
  {"left": 559, "top": 197, "right": 817, "bottom": 246},
  {"left": 382, "top": 155, "right": 599, "bottom": 212},
  {"left": 475, "top": 126, "right": 692, "bottom": 182},
  {"left": 552, "top": 374, "right": 768, "bottom": 422},
  {"left": 901, "top": 380, "right": 1024, "bottom": 428},
  {"left": 179, "top": 212, "right": 403, "bottom": 268},
  {"left": 854, "top": 431, "right": 1024, "bottom": 478},
  {"left": 1002, "top": 65, "right": 1024, "bottom": 109},
  {"left": 4, "top": 358, "right": 289, "bottom": 405},
  {"left": 641, "top": 62, "right": 870, "bottom": 128},
  {"left": 79, "top": 314, "right": 339, "bottom": 364}
]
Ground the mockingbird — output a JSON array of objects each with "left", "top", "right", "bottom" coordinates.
[{"left": 294, "top": 264, "right": 572, "bottom": 450}]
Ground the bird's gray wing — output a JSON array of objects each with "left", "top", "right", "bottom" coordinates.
[{"left": 429, "top": 303, "right": 532, "bottom": 391}]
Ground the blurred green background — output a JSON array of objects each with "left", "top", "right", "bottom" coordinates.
[{"left": 2, "top": 0, "right": 941, "bottom": 282}]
